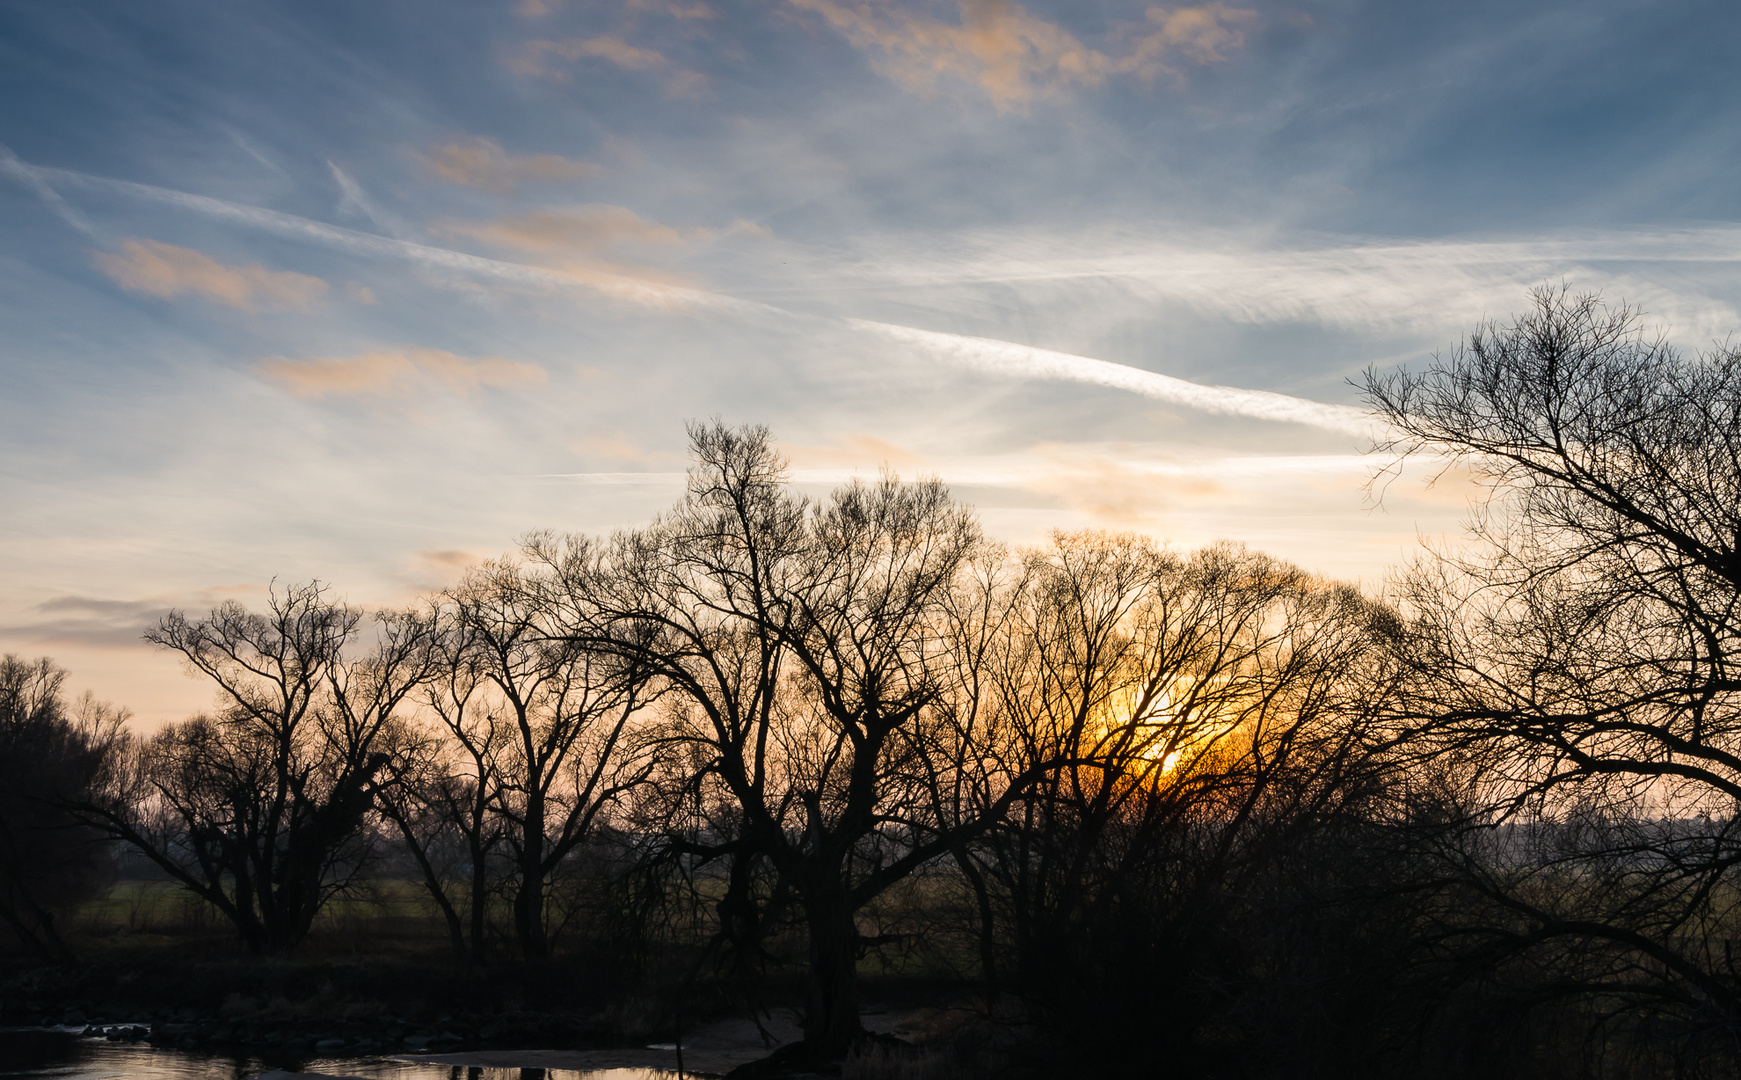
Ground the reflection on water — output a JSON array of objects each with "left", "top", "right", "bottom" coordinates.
[{"left": 0, "top": 1029, "right": 676, "bottom": 1080}]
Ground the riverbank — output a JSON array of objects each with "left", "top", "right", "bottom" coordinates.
[
  {"left": 2, "top": 1005, "right": 976, "bottom": 1080},
  {"left": 0, "top": 958, "right": 618, "bottom": 1061},
  {"left": 0, "top": 948, "right": 985, "bottom": 1080}
]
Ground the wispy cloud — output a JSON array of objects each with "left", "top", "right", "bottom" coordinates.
[
  {"left": 415, "top": 136, "right": 601, "bottom": 193},
  {"left": 518, "top": 0, "right": 717, "bottom": 19},
  {"left": 2, "top": 595, "right": 174, "bottom": 649},
  {"left": 329, "top": 161, "right": 412, "bottom": 238},
  {"left": 572, "top": 430, "right": 686, "bottom": 465},
  {"left": 787, "top": 0, "right": 1256, "bottom": 108},
  {"left": 439, "top": 203, "right": 683, "bottom": 255},
  {"left": 1026, "top": 443, "right": 1228, "bottom": 524},
  {"left": 434, "top": 204, "right": 710, "bottom": 297},
  {"left": 92, "top": 239, "right": 328, "bottom": 311},
  {"left": 780, "top": 433, "right": 928, "bottom": 470},
  {"left": 403, "top": 548, "right": 491, "bottom": 591},
  {"left": 848, "top": 319, "right": 1375, "bottom": 434},
  {"left": 0, "top": 142, "right": 92, "bottom": 233},
  {"left": 257, "top": 346, "right": 547, "bottom": 399},
  {"left": 513, "top": 35, "right": 665, "bottom": 76},
  {"left": 509, "top": 33, "right": 707, "bottom": 96},
  {"left": 820, "top": 226, "right": 1741, "bottom": 342}
]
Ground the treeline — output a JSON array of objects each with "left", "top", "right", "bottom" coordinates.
[{"left": 3, "top": 288, "right": 1740, "bottom": 1079}]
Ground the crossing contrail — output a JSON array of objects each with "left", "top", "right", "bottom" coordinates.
[
  {"left": 5, "top": 149, "right": 1375, "bottom": 434},
  {"left": 1, "top": 147, "right": 780, "bottom": 315}
]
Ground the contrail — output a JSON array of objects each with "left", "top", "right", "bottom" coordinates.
[
  {"left": 4, "top": 150, "right": 1374, "bottom": 433},
  {"left": 848, "top": 320, "right": 1374, "bottom": 435},
  {"left": 0, "top": 144, "right": 94, "bottom": 235}
]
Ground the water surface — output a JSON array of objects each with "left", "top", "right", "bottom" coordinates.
[{"left": 0, "top": 1029, "right": 676, "bottom": 1080}]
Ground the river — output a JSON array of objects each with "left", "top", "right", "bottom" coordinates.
[{"left": 0, "top": 1028, "right": 679, "bottom": 1080}]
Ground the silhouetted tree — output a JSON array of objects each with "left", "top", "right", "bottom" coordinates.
[
  {"left": 528, "top": 423, "right": 1072, "bottom": 1058},
  {"left": 1363, "top": 286, "right": 1741, "bottom": 1059},
  {"left": 375, "top": 689, "right": 501, "bottom": 964},
  {"left": 967, "top": 534, "right": 1405, "bottom": 1075},
  {"left": 0, "top": 655, "right": 127, "bottom": 962},
  {"left": 76, "top": 582, "right": 437, "bottom": 954},
  {"left": 451, "top": 559, "right": 657, "bottom": 961}
]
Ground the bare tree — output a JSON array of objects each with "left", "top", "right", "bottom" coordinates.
[
  {"left": 1362, "top": 286, "right": 1741, "bottom": 1046},
  {"left": 77, "top": 582, "right": 436, "bottom": 954},
  {"left": 375, "top": 666, "right": 504, "bottom": 965},
  {"left": 0, "top": 656, "right": 128, "bottom": 961},
  {"left": 957, "top": 535, "right": 1400, "bottom": 1066},
  {"left": 424, "top": 560, "right": 657, "bottom": 962},
  {"left": 529, "top": 423, "right": 1071, "bottom": 1059}
]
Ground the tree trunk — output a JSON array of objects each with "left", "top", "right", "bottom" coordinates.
[
  {"left": 802, "top": 886, "right": 862, "bottom": 1056},
  {"left": 387, "top": 812, "right": 467, "bottom": 962},
  {"left": 469, "top": 836, "right": 490, "bottom": 964},
  {"left": 0, "top": 896, "right": 72, "bottom": 963},
  {"left": 952, "top": 847, "right": 998, "bottom": 1001},
  {"left": 516, "top": 792, "right": 547, "bottom": 959}
]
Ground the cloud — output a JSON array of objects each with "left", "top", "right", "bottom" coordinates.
[
  {"left": 1028, "top": 444, "right": 1227, "bottom": 524},
  {"left": 416, "top": 549, "right": 480, "bottom": 571},
  {"left": 664, "top": 69, "right": 710, "bottom": 99},
  {"left": 575, "top": 429, "right": 691, "bottom": 466},
  {"left": 0, "top": 141, "right": 92, "bottom": 233},
  {"left": 781, "top": 433, "right": 927, "bottom": 470},
  {"left": 415, "top": 136, "right": 600, "bottom": 193},
  {"left": 91, "top": 239, "right": 328, "bottom": 311},
  {"left": 439, "top": 203, "right": 684, "bottom": 256},
  {"left": 511, "top": 35, "right": 668, "bottom": 78},
  {"left": 786, "top": 0, "right": 1256, "bottom": 107},
  {"left": 435, "top": 204, "right": 772, "bottom": 298},
  {"left": 328, "top": 161, "right": 410, "bottom": 237},
  {"left": 848, "top": 319, "right": 1375, "bottom": 434},
  {"left": 2, "top": 595, "right": 174, "bottom": 649},
  {"left": 1133, "top": 3, "right": 1256, "bottom": 64},
  {"left": 434, "top": 204, "right": 699, "bottom": 296},
  {"left": 815, "top": 225, "right": 1741, "bottom": 344},
  {"left": 508, "top": 33, "right": 707, "bottom": 95},
  {"left": 634, "top": 0, "right": 716, "bottom": 17},
  {"left": 519, "top": 0, "right": 716, "bottom": 18},
  {"left": 345, "top": 281, "right": 378, "bottom": 304},
  {"left": 404, "top": 548, "right": 491, "bottom": 590},
  {"left": 256, "top": 346, "right": 547, "bottom": 399}
]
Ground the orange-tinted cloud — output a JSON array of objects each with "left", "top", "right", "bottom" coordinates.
[
  {"left": 434, "top": 204, "right": 767, "bottom": 304},
  {"left": 438, "top": 204, "right": 684, "bottom": 256},
  {"left": 1023, "top": 444, "right": 1229, "bottom": 524},
  {"left": 508, "top": 34, "right": 707, "bottom": 96},
  {"left": 511, "top": 35, "right": 666, "bottom": 78},
  {"left": 572, "top": 431, "right": 685, "bottom": 464},
  {"left": 1138, "top": 3, "right": 1256, "bottom": 63},
  {"left": 92, "top": 239, "right": 328, "bottom": 311},
  {"left": 257, "top": 346, "right": 547, "bottom": 399},
  {"left": 788, "top": 0, "right": 1256, "bottom": 108},
  {"left": 415, "top": 136, "right": 600, "bottom": 193},
  {"left": 664, "top": 69, "right": 709, "bottom": 99},
  {"left": 631, "top": 0, "right": 717, "bottom": 16},
  {"left": 520, "top": 0, "right": 716, "bottom": 18},
  {"left": 782, "top": 433, "right": 927, "bottom": 470}
]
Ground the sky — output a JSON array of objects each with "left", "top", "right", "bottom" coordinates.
[{"left": 3, "top": 0, "right": 1740, "bottom": 727}]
